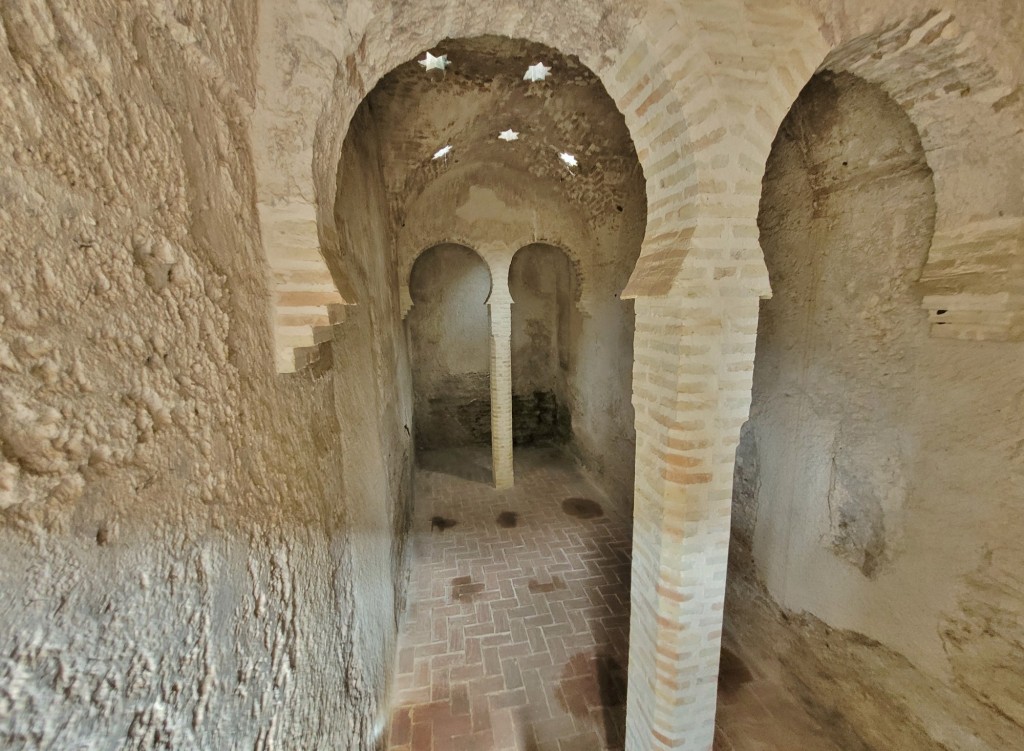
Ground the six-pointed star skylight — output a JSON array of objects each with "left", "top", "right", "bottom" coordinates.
[
  {"left": 419, "top": 52, "right": 450, "bottom": 72},
  {"left": 524, "top": 62, "right": 551, "bottom": 82},
  {"left": 498, "top": 129, "right": 520, "bottom": 141}
]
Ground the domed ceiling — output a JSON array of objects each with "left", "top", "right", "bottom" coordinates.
[{"left": 357, "top": 35, "right": 645, "bottom": 226}]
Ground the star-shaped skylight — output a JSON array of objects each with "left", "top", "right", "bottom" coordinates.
[
  {"left": 498, "top": 129, "right": 520, "bottom": 142},
  {"left": 419, "top": 52, "right": 450, "bottom": 72},
  {"left": 432, "top": 144, "right": 453, "bottom": 160},
  {"left": 523, "top": 62, "right": 551, "bottom": 82},
  {"left": 559, "top": 152, "right": 578, "bottom": 169}
]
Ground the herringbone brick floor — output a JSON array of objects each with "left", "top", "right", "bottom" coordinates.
[
  {"left": 386, "top": 446, "right": 631, "bottom": 751},
  {"left": 386, "top": 445, "right": 840, "bottom": 751}
]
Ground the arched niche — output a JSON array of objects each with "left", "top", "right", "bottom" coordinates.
[
  {"left": 406, "top": 244, "right": 493, "bottom": 450},
  {"left": 744, "top": 69, "right": 935, "bottom": 579},
  {"left": 724, "top": 70, "right": 1023, "bottom": 708},
  {"left": 508, "top": 244, "right": 578, "bottom": 446}
]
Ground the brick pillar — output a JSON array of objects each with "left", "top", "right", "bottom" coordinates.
[
  {"left": 488, "top": 281, "right": 514, "bottom": 489},
  {"left": 624, "top": 279, "right": 761, "bottom": 751}
]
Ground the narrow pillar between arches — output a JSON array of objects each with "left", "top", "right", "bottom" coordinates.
[{"left": 488, "top": 298, "right": 514, "bottom": 489}]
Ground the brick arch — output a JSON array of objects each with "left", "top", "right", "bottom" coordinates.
[
  {"left": 401, "top": 240, "right": 493, "bottom": 318},
  {"left": 772, "top": 10, "right": 1024, "bottom": 341},
  {"left": 264, "top": 3, "right": 731, "bottom": 374},
  {"left": 309, "top": 6, "right": 714, "bottom": 300},
  {"left": 508, "top": 242, "right": 585, "bottom": 309},
  {"left": 297, "top": 10, "right": 753, "bottom": 750},
  {"left": 656, "top": 2, "right": 827, "bottom": 304}
]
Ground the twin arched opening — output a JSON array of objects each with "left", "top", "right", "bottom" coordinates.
[{"left": 404, "top": 240, "right": 631, "bottom": 494}]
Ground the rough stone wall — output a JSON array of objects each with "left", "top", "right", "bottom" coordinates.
[
  {"left": 734, "top": 70, "right": 1024, "bottom": 745},
  {"left": 0, "top": 1, "right": 410, "bottom": 748},
  {"left": 407, "top": 245, "right": 491, "bottom": 449}
]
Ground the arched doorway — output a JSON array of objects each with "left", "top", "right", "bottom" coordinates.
[
  {"left": 719, "top": 70, "right": 975, "bottom": 749},
  {"left": 333, "top": 36, "right": 645, "bottom": 750}
]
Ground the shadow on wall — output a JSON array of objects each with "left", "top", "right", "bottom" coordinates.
[{"left": 416, "top": 446, "right": 495, "bottom": 485}]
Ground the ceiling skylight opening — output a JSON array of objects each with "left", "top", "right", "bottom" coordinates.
[
  {"left": 419, "top": 52, "right": 450, "bottom": 72},
  {"left": 559, "top": 151, "right": 579, "bottom": 173},
  {"left": 432, "top": 144, "right": 453, "bottom": 161},
  {"left": 498, "top": 129, "right": 520, "bottom": 142},
  {"left": 524, "top": 63, "right": 551, "bottom": 82}
]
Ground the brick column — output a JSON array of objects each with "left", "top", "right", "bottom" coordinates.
[
  {"left": 488, "top": 272, "right": 514, "bottom": 489},
  {"left": 624, "top": 278, "right": 761, "bottom": 751}
]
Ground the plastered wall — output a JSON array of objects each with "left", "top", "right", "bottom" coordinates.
[
  {"left": 0, "top": 2, "right": 411, "bottom": 748},
  {"left": 330, "top": 100, "right": 418, "bottom": 730},
  {"left": 733, "top": 71, "right": 1024, "bottom": 745}
]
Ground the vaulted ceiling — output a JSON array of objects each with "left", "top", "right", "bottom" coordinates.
[{"left": 359, "top": 36, "right": 644, "bottom": 227}]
